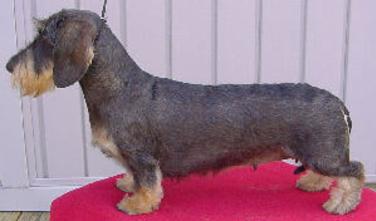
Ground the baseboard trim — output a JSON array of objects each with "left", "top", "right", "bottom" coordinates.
[
  {"left": 366, "top": 175, "right": 376, "bottom": 183},
  {"left": 0, "top": 186, "right": 78, "bottom": 211}
]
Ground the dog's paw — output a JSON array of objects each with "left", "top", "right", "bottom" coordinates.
[
  {"left": 322, "top": 190, "right": 359, "bottom": 215},
  {"left": 116, "top": 175, "right": 135, "bottom": 193},
  {"left": 117, "top": 187, "right": 162, "bottom": 215},
  {"left": 117, "top": 195, "right": 158, "bottom": 215},
  {"left": 296, "top": 171, "right": 332, "bottom": 192},
  {"left": 323, "top": 177, "right": 362, "bottom": 215}
]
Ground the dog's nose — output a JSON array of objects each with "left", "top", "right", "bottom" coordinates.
[{"left": 6, "top": 58, "right": 16, "bottom": 73}]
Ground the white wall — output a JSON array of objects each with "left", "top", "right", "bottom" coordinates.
[
  {"left": 0, "top": 0, "right": 28, "bottom": 188},
  {"left": 1, "top": 0, "right": 376, "bottom": 210}
]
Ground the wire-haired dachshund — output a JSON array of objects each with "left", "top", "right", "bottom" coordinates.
[{"left": 6, "top": 9, "right": 364, "bottom": 215}]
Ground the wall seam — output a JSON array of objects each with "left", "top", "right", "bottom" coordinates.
[
  {"left": 255, "top": 0, "right": 263, "bottom": 83},
  {"left": 211, "top": 0, "right": 218, "bottom": 85},
  {"left": 31, "top": 0, "right": 49, "bottom": 179},
  {"left": 74, "top": 0, "right": 80, "bottom": 9},
  {"left": 120, "top": 0, "right": 127, "bottom": 47},
  {"left": 299, "top": 0, "right": 308, "bottom": 83},
  {"left": 341, "top": 0, "right": 352, "bottom": 103},
  {"left": 73, "top": 0, "right": 90, "bottom": 177},
  {"left": 165, "top": 0, "right": 173, "bottom": 79}
]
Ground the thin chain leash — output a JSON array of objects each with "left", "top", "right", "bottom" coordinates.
[{"left": 101, "top": 0, "right": 108, "bottom": 21}]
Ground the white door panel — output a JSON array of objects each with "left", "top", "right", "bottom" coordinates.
[{"left": 1, "top": 0, "right": 375, "bottom": 211}]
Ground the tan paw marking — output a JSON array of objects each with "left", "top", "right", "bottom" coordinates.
[
  {"left": 323, "top": 177, "right": 363, "bottom": 215},
  {"left": 116, "top": 174, "right": 135, "bottom": 193},
  {"left": 117, "top": 187, "right": 162, "bottom": 215},
  {"left": 296, "top": 170, "right": 333, "bottom": 192}
]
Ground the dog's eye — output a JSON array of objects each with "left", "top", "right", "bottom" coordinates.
[
  {"left": 56, "top": 19, "right": 64, "bottom": 29},
  {"left": 37, "top": 26, "right": 46, "bottom": 35}
]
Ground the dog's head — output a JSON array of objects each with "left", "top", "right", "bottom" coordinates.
[{"left": 6, "top": 9, "right": 102, "bottom": 97}]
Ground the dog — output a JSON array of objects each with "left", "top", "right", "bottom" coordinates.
[{"left": 6, "top": 9, "right": 364, "bottom": 215}]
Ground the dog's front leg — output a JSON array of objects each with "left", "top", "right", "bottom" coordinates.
[
  {"left": 117, "top": 152, "right": 164, "bottom": 215},
  {"left": 116, "top": 173, "right": 135, "bottom": 193}
]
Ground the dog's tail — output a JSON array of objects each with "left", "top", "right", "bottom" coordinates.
[
  {"left": 338, "top": 161, "right": 364, "bottom": 179},
  {"left": 294, "top": 103, "right": 352, "bottom": 176}
]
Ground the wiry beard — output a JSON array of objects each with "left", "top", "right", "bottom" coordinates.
[{"left": 11, "top": 51, "right": 55, "bottom": 97}]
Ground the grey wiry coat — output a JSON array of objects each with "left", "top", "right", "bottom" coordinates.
[{"left": 5, "top": 9, "right": 364, "bottom": 215}]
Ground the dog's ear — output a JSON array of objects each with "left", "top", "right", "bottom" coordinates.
[{"left": 53, "top": 19, "right": 97, "bottom": 88}]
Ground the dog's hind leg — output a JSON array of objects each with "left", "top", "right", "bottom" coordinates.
[
  {"left": 296, "top": 170, "right": 333, "bottom": 192},
  {"left": 293, "top": 111, "right": 364, "bottom": 215},
  {"left": 117, "top": 154, "right": 163, "bottom": 215},
  {"left": 298, "top": 147, "right": 364, "bottom": 215},
  {"left": 321, "top": 161, "right": 364, "bottom": 215}
]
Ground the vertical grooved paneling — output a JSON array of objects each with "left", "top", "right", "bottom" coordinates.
[
  {"left": 36, "top": 0, "right": 86, "bottom": 178},
  {"left": 165, "top": 0, "right": 173, "bottom": 78},
  {"left": 346, "top": 0, "right": 376, "bottom": 176},
  {"left": 106, "top": 0, "right": 122, "bottom": 40},
  {"left": 76, "top": 0, "right": 89, "bottom": 177},
  {"left": 20, "top": 0, "right": 47, "bottom": 179},
  {"left": 33, "top": 0, "right": 48, "bottom": 178},
  {"left": 299, "top": 0, "right": 308, "bottom": 83},
  {"left": 341, "top": 0, "right": 352, "bottom": 102},
  {"left": 76, "top": 0, "right": 88, "bottom": 177},
  {"left": 31, "top": 0, "right": 49, "bottom": 179},
  {"left": 305, "top": 0, "right": 347, "bottom": 97},
  {"left": 119, "top": 0, "right": 127, "bottom": 46},
  {"left": 79, "top": 1, "right": 102, "bottom": 14},
  {"left": 18, "top": 0, "right": 40, "bottom": 181},
  {"left": 75, "top": 0, "right": 80, "bottom": 9},
  {"left": 79, "top": 0, "right": 125, "bottom": 176},
  {"left": 36, "top": 100, "right": 49, "bottom": 178},
  {"left": 80, "top": 0, "right": 124, "bottom": 177},
  {"left": 80, "top": 0, "right": 123, "bottom": 38},
  {"left": 172, "top": 0, "right": 213, "bottom": 84},
  {"left": 74, "top": 0, "right": 89, "bottom": 177},
  {"left": 217, "top": 0, "right": 256, "bottom": 84},
  {"left": 126, "top": 0, "right": 167, "bottom": 77},
  {"left": 260, "top": 0, "right": 302, "bottom": 83},
  {"left": 255, "top": 0, "right": 263, "bottom": 83},
  {"left": 79, "top": 94, "right": 89, "bottom": 177},
  {"left": 211, "top": 0, "right": 218, "bottom": 85},
  {"left": 0, "top": 0, "right": 29, "bottom": 187}
]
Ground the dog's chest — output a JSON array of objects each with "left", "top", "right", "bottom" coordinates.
[{"left": 91, "top": 126, "right": 124, "bottom": 162}]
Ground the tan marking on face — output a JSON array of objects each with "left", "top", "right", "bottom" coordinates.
[
  {"left": 323, "top": 176, "right": 364, "bottom": 215},
  {"left": 11, "top": 51, "right": 55, "bottom": 97},
  {"left": 296, "top": 170, "right": 333, "bottom": 192},
  {"left": 117, "top": 167, "right": 164, "bottom": 215}
]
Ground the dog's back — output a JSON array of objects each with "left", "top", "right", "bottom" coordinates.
[{"left": 144, "top": 79, "right": 348, "bottom": 176}]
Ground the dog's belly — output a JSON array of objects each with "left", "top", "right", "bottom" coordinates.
[
  {"left": 247, "top": 146, "right": 290, "bottom": 168},
  {"left": 160, "top": 145, "right": 290, "bottom": 177}
]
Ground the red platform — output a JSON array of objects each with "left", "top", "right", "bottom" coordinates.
[{"left": 50, "top": 162, "right": 376, "bottom": 221}]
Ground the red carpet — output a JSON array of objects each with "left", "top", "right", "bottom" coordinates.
[{"left": 50, "top": 162, "right": 376, "bottom": 221}]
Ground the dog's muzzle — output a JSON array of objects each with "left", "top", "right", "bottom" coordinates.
[{"left": 6, "top": 54, "right": 19, "bottom": 73}]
